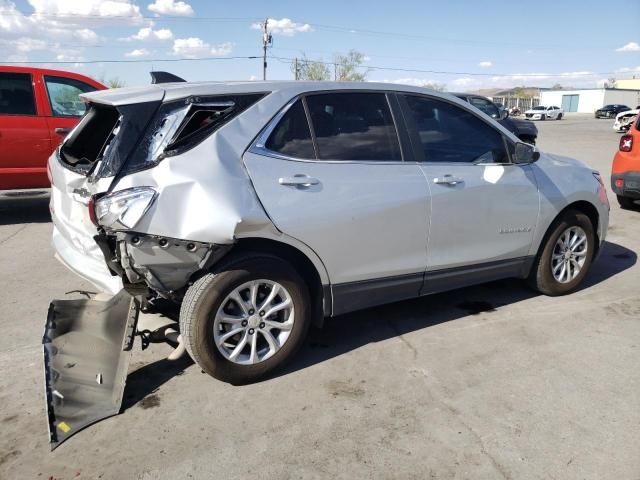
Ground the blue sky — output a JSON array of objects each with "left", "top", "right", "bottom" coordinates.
[{"left": 1, "top": 0, "right": 639, "bottom": 91}]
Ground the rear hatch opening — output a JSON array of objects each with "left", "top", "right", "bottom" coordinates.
[{"left": 59, "top": 104, "right": 121, "bottom": 174}]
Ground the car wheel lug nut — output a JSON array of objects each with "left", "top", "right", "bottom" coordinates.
[
  {"left": 259, "top": 311, "right": 265, "bottom": 316},
  {"left": 248, "top": 328, "right": 255, "bottom": 335},
  {"left": 249, "top": 309, "right": 255, "bottom": 315},
  {"left": 259, "top": 322, "right": 265, "bottom": 329},
  {"left": 241, "top": 320, "right": 248, "bottom": 327}
]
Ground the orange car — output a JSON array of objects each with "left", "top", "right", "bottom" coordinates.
[{"left": 611, "top": 117, "right": 640, "bottom": 209}]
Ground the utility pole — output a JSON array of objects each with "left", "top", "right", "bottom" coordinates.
[
  {"left": 294, "top": 57, "right": 298, "bottom": 80},
  {"left": 333, "top": 62, "right": 337, "bottom": 81},
  {"left": 261, "top": 18, "right": 272, "bottom": 80}
]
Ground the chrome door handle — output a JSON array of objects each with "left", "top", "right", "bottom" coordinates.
[
  {"left": 278, "top": 175, "right": 319, "bottom": 187},
  {"left": 433, "top": 175, "right": 464, "bottom": 186},
  {"left": 54, "top": 127, "right": 72, "bottom": 135}
]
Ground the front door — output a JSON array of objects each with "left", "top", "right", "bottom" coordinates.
[
  {"left": 0, "top": 71, "right": 51, "bottom": 189},
  {"left": 244, "top": 92, "right": 431, "bottom": 314},
  {"left": 398, "top": 93, "right": 539, "bottom": 278}
]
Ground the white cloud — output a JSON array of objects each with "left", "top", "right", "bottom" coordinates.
[
  {"left": 126, "top": 27, "right": 173, "bottom": 41},
  {"left": 56, "top": 50, "right": 83, "bottom": 62},
  {"left": 172, "top": 38, "right": 232, "bottom": 58},
  {"left": 148, "top": 0, "right": 193, "bottom": 16},
  {"left": 11, "top": 37, "right": 48, "bottom": 52},
  {"left": 251, "top": 18, "right": 313, "bottom": 36},
  {"left": 616, "top": 66, "right": 640, "bottom": 73},
  {"left": 616, "top": 42, "right": 640, "bottom": 52},
  {"left": 478, "top": 61, "right": 492, "bottom": 68},
  {"left": 125, "top": 48, "right": 150, "bottom": 57},
  {"left": 28, "top": 0, "right": 144, "bottom": 25}
]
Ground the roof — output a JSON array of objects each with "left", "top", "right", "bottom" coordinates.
[{"left": 81, "top": 80, "right": 458, "bottom": 106}]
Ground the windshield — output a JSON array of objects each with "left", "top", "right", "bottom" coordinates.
[{"left": 532, "top": 106, "right": 545, "bottom": 110}]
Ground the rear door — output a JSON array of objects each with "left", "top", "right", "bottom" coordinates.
[
  {"left": 243, "top": 92, "right": 431, "bottom": 314},
  {"left": 43, "top": 75, "right": 98, "bottom": 149},
  {"left": 0, "top": 71, "right": 51, "bottom": 189},
  {"left": 398, "top": 93, "right": 539, "bottom": 278}
]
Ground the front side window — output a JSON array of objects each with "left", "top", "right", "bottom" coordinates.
[
  {"left": 305, "top": 92, "right": 402, "bottom": 161},
  {"left": 469, "top": 97, "right": 500, "bottom": 118},
  {"left": 265, "top": 99, "right": 315, "bottom": 158},
  {"left": 44, "top": 75, "right": 97, "bottom": 117},
  {"left": 0, "top": 72, "right": 36, "bottom": 115},
  {"left": 402, "top": 94, "right": 508, "bottom": 164}
]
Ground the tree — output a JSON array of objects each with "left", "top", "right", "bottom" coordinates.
[
  {"left": 292, "top": 55, "right": 331, "bottom": 81},
  {"left": 97, "top": 75, "right": 126, "bottom": 88},
  {"left": 551, "top": 83, "right": 563, "bottom": 90},
  {"left": 334, "top": 49, "right": 368, "bottom": 81},
  {"left": 605, "top": 77, "right": 617, "bottom": 88},
  {"left": 421, "top": 81, "right": 446, "bottom": 92}
]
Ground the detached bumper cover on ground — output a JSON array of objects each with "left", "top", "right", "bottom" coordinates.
[{"left": 42, "top": 290, "right": 139, "bottom": 449}]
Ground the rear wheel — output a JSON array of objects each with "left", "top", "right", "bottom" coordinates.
[
  {"left": 180, "top": 254, "right": 311, "bottom": 384},
  {"left": 617, "top": 195, "right": 636, "bottom": 209},
  {"left": 528, "top": 210, "right": 595, "bottom": 296},
  {"left": 557, "top": 113, "right": 563, "bottom": 120}
]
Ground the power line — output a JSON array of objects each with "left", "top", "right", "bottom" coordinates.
[
  {"left": 3, "top": 56, "right": 260, "bottom": 65},
  {"left": 3, "top": 53, "right": 631, "bottom": 80},
  {"left": 0, "top": 11, "right": 618, "bottom": 50},
  {"left": 269, "top": 55, "right": 631, "bottom": 78},
  {"left": 0, "top": 12, "right": 261, "bottom": 22}
]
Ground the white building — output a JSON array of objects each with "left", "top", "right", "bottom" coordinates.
[{"left": 539, "top": 88, "right": 640, "bottom": 113}]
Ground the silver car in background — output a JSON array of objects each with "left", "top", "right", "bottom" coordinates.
[{"left": 48, "top": 81, "right": 609, "bottom": 387}]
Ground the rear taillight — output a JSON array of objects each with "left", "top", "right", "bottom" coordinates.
[
  {"left": 615, "top": 178, "right": 624, "bottom": 188},
  {"left": 619, "top": 134, "right": 633, "bottom": 152},
  {"left": 88, "top": 196, "right": 98, "bottom": 226}
]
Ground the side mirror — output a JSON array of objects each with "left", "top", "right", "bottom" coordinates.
[{"left": 513, "top": 142, "right": 540, "bottom": 164}]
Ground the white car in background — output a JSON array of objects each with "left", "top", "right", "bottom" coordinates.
[
  {"left": 613, "top": 107, "right": 639, "bottom": 133},
  {"left": 525, "top": 105, "right": 564, "bottom": 120}
]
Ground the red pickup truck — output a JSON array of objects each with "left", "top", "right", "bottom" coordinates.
[{"left": 0, "top": 66, "right": 106, "bottom": 190}]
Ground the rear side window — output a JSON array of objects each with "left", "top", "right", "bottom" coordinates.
[
  {"left": 0, "top": 72, "right": 36, "bottom": 115},
  {"left": 305, "top": 92, "right": 402, "bottom": 161},
  {"left": 402, "top": 95, "right": 508, "bottom": 164},
  {"left": 44, "top": 75, "right": 96, "bottom": 117},
  {"left": 265, "top": 99, "right": 315, "bottom": 158}
]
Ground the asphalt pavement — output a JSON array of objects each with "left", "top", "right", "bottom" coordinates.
[{"left": 0, "top": 114, "right": 638, "bottom": 479}]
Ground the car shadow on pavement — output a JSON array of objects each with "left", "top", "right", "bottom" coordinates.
[
  {"left": 0, "top": 191, "right": 51, "bottom": 225},
  {"left": 122, "top": 356, "right": 193, "bottom": 411},
  {"left": 118, "top": 240, "right": 635, "bottom": 400},
  {"left": 272, "top": 240, "right": 636, "bottom": 380}
]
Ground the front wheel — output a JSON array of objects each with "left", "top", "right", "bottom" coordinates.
[
  {"left": 528, "top": 210, "right": 595, "bottom": 296},
  {"left": 557, "top": 113, "right": 563, "bottom": 120},
  {"left": 180, "top": 254, "right": 311, "bottom": 384}
]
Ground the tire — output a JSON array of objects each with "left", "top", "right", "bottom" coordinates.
[
  {"left": 540, "top": 114, "right": 546, "bottom": 121},
  {"left": 528, "top": 210, "right": 595, "bottom": 296},
  {"left": 557, "top": 113, "right": 563, "bottom": 120},
  {"left": 617, "top": 195, "right": 636, "bottom": 209},
  {"left": 180, "top": 254, "right": 311, "bottom": 384}
]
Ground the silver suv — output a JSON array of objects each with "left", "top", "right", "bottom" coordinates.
[{"left": 49, "top": 81, "right": 610, "bottom": 384}]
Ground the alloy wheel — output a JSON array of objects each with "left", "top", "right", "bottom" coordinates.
[
  {"left": 551, "top": 226, "right": 588, "bottom": 283},
  {"left": 213, "top": 280, "right": 295, "bottom": 365}
]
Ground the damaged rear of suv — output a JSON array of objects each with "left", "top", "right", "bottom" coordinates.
[{"left": 46, "top": 80, "right": 609, "bottom": 447}]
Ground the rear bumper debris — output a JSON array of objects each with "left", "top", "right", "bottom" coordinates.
[{"left": 43, "top": 290, "right": 139, "bottom": 450}]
